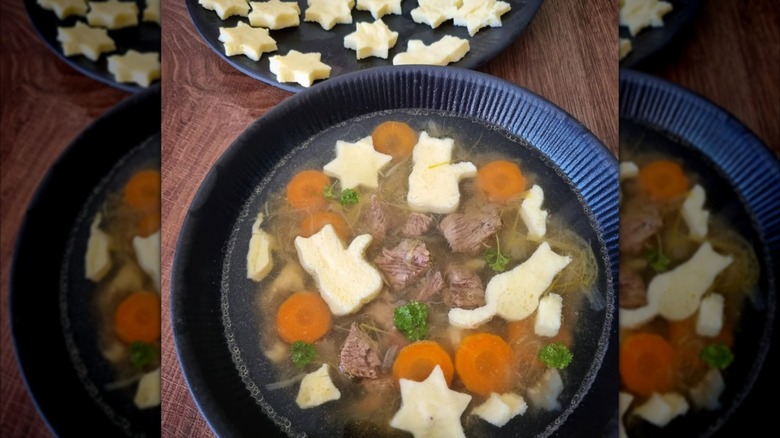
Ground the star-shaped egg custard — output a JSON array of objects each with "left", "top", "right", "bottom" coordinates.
[
  {"left": 390, "top": 365, "right": 472, "bottom": 438},
  {"left": 107, "top": 50, "right": 160, "bottom": 87},
  {"left": 38, "top": 0, "right": 88, "bottom": 19},
  {"left": 343, "top": 19, "right": 398, "bottom": 60},
  {"left": 304, "top": 0, "right": 354, "bottom": 30},
  {"left": 323, "top": 136, "right": 392, "bottom": 189},
  {"left": 248, "top": 0, "right": 301, "bottom": 29},
  {"left": 268, "top": 50, "right": 331, "bottom": 87},
  {"left": 199, "top": 0, "right": 251, "bottom": 20},
  {"left": 57, "top": 21, "right": 116, "bottom": 61},
  {"left": 355, "top": 0, "right": 402, "bottom": 19},
  {"left": 219, "top": 21, "right": 277, "bottom": 61},
  {"left": 86, "top": 0, "right": 139, "bottom": 30}
]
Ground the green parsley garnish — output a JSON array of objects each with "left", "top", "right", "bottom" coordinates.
[
  {"left": 393, "top": 301, "right": 429, "bottom": 341},
  {"left": 701, "top": 343, "right": 734, "bottom": 369},
  {"left": 645, "top": 248, "right": 671, "bottom": 272},
  {"left": 290, "top": 341, "right": 317, "bottom": 369},
  {"left": 340, "top": 189, "right": 359, "bottom": 207},
  {"left": 484, "top": 236, "right": 510, "bottom": 272},
  {"left": 538, "top": 343, "right": 573, "bottom": 369},
  {"left": 323, "top": 183, "right": 359, "bottom": 207},
  {"left": 129, "top": 342, "right": 156, "bottom": 370}
]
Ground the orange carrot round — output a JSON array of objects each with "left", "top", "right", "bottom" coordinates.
[
  {"left": 638, "top": 159, "right": 689, "bottom": 202},
  {"left": 299, "top": 211, "right": 349, "bottom": 241},
  {"left": 114, "top": 291, "right": 161, "bottom": 344},
  {"left": 124, "top": 170, "right": 161, "bottom": 211},
  {"left": 286, "top": 170, "right": 331, "bottom": 211},
  {"left": 455, "top": 333, "right": 513, "bottom": 396},
  {"left": 476, "top": 160, "right": 527, "bottom": 203},
  {"left": 275, "top": 291, "right": 332, "bottom": 343},
  {"left": 371, "top": 121, "right": 417, "bottom": 161},
  {"left": 619, "top": 332, "right": 676, "bottom": 397},
  {"left": 392, "top": 340, "right": 454, "bottom": 385}
]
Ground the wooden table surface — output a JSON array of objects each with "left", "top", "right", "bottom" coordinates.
[{"left": 2, "top": 0, "right": 777, "bottom": 437}]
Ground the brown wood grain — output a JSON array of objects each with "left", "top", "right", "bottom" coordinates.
[
  {"left": 159, "top": 0, "right": 617, "bottom": 436},
  {"left": 645, "top": 0, "right": 780, "bottom": 157},
  {"left": 0, "top": 1, "right": 129, "bottom": 437}
]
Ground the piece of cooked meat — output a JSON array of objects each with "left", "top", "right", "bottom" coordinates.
[
  {"left": 443, "top": 263, "right": 485, "bottom": 309},
  {"left": 374, "top": 239, "right": 431, "bottom": 291},
  {"left": 620, "top": 200, "right": 663, "bottom": 254},
  {"left": 619, "top": 267, "right": 647, "bottom": 309},
  {"left": 339, "top": 323, "right": 382, "bottom": 379},
  {"left": 361, "top": 194, "right": 394, "bottom": 242},
  {"left": 439, "top": 209, "right": 502, "bottom": 254},
  {"left": 415, "top": 270, "right": 444, "bottom": 303},
  {"left": 401, "top": 212, "right": 434, "bottom": 237}
]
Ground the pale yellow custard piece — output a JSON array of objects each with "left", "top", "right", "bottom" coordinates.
[
  {"left": 143, "top": 0, "right": 161, "bottom": 24},
  {"left": 411, "top": 0, "right": 461, "bottom": 28},
  {"left": 219, "top": 21, "right": 277, "bottom": 61},
  {"left": 304, "top": 0, "right": 354, "bottom": 31},
  {"left": 57, "top": 21, "right": 116, "bottom": 61},
  {"left": 619, "top": 37, "right": 632, "bottom": 60},
  {"left": 86, "top": 0, "right": 139, "bottom": 30},
  {"left": 199, "top": 0, "right": 251, "bottom": 20},
  {"left": 392, "top": 35, "right": 469, "bottom": 66},
  {"left": 38, "top": 0, "right": 88, "bottom": 20},
  {"left": 268, "top": 50, "right": 331, "bottom": 87},
  {"left": 107, "top": 50, "right": 161, "bottom": 87},
  {"left": 343, "top": 19, "right": 399, "bottom": 60},
  {"left": 453, "top": 0, "right": 511, "bottom": 36},
  {"left": 355, "top": 0, "right": 401, "bottom": 20},
  {"left": 619, "top": 0, "right": 673, "bottom": 36},
  {"left": 248, "top": 0, "right": 301, "bottom": 29}
]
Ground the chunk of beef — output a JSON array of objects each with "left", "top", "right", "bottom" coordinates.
[
  {"left": 443, "top": 263, "right": 486, "bottom": 309},
  {"left": 439, "top": 209, "right": 502, "bottom": 254},
  {"left": 362, "top": 195, "right": 394, "bottom": 242},
  {"left": 415, "top": 270, "right": 444, "bottom": 303},
  {"left": 339, "top": 323, "right": 382, "bottom": 379},
  {"left": 620, "top": 200, "right": 663, "bottom": 254},
  {"left": 620, "top": 267, "right": 647, "bottom": 309},
  {"left": 401, "top": 213, "right": 434, "bottom": 237},
  {"left": 374, "top": 239, "right": 431, "bottom": 291}
]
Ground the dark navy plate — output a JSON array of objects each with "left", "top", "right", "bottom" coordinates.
[
  {"left": 171, "top": 66, "right": 619, "bottom": 437},
  {"left": 9, "top": 84, "right": 161, "bottom": 438},
  {"left": 24, "top": 0, "right": 161, "bottom": 93},
  {"left": 185, "top": 0, "right": 543, "bottom": 93},
  {"left": 619, "top": 69, "right": 780, "bottom": 437},
  {"left": 619, "top": 0, "right": 704, "bottom": 69}
]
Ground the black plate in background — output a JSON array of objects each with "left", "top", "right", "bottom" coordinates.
[
  {"left": 171, "top": 66, "right": 619, "bottom": 437},
  {"left": 25, "top": 0, "right": 161, "bottom": 93},
  {"left": 186, "top": 0, "right": 543, "bottom": 92},
  {"left": 619, "top": 69, "right": 780, "bottom": 436},
  {"left": 619, "top": 0, "right": 704, "bottom": 69},
  {"left": 9, "top": 84, "right": 161, "bottom": 437}
]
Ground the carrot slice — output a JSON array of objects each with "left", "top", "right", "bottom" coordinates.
[
  {"left": 476, "top": 160, "right": 527, "bottom": 203},
  {"left": 455, "top": 333, "right": 513, "bottom": 396},
  {"left": 637, "top": 159, "right": 689, "bottom": 202},
  {"left": 371, "top": 121, "right": 417, "bottom": 161},
  {"left": 124, "top": 170, "right": 161, "bottom": 211},
  {"left": 619, "top": 332, "right": 676, "bottom": 397},
  {"left": 114, "top": 291, "right": 161, "bottom": 344},
  {"left": 286, "top": 170, "right": 331, "bottom": 211},
  {"left": 392, "top": 340, "right": 454, "bottom": 385},
  {"left": 275, "top": 291, "right": 332, "bottom": 343},
  {"left": 299, "top": 211, "right": 349, "bottom": 241}
]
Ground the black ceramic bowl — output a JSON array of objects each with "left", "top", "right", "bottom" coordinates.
[
  {"left": 9, "top": 84, "right": 161, "bottom": 437},
  {"left": 171, "top": 66, "right": 619, "bottom": 437},
  {"left": 618, "top": 69, "right": 780, "bottom": 437}
]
